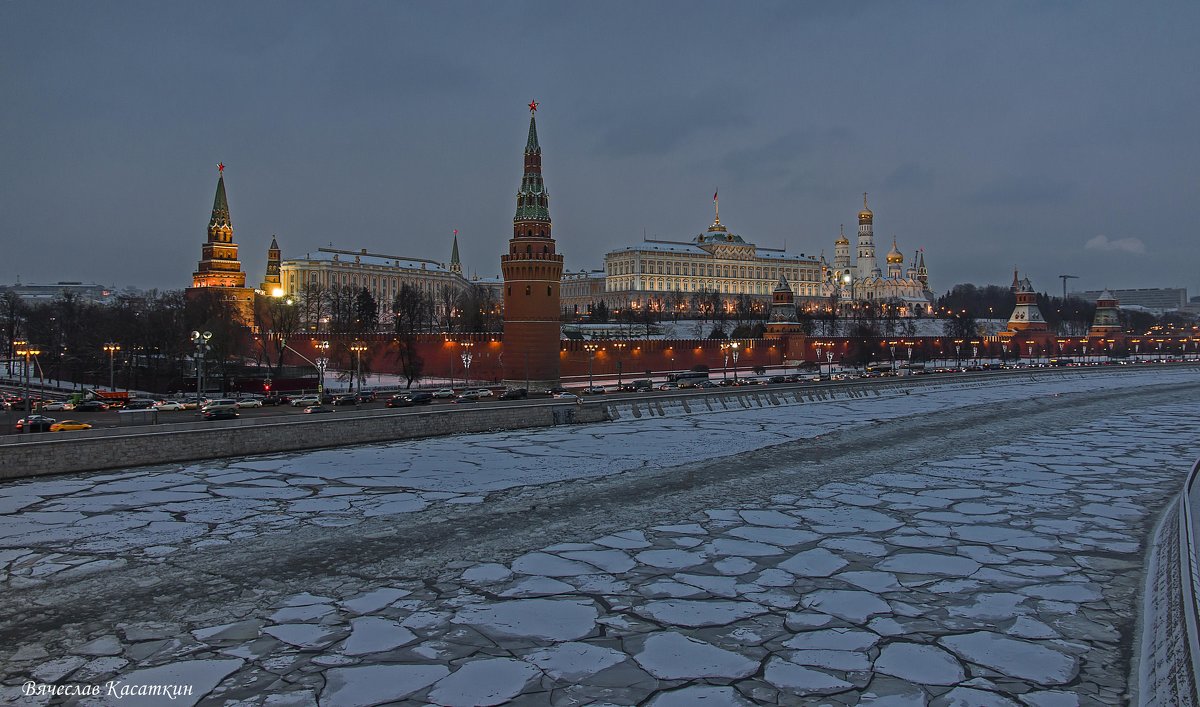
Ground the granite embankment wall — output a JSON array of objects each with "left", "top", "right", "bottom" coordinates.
[{"left": 0, "top": 403, "right": 606, "bottom": 480}]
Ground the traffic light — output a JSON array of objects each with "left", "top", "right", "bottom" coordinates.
[{"left": 263, "top": 381, "right": 272, "bottom": 392}]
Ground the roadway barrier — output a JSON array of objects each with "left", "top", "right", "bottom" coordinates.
[
  {"left": 1138, "top": 457, "right": 1200, "bottom": 705},
  {"left": 0, "top": 402, "right": 605, "bottom": 480}
]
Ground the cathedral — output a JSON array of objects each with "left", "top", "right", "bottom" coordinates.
[{"left": 821, "top": 194, "right": 933, "bottom": 314}]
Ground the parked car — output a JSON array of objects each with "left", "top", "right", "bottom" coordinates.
[
  {"left": 15, "top": 415, "right": 56, "bottom": 433},
  {"left": 155, "top": 400, "right": 186, "bottom": 411},
  {"left": 290, "top": 395, "right": 320, "bottom": 407},
  {"left": 470, "top": 388, "right": 494, "bottom": 398},
  {"left": 236, "top": 398, "right": 264, "bottom": 408},
  {"left": 73, "top": 400, "right": 108, "bottom": 412},
  {"left": 124, "top": 399, "right": 156, "bottom": 410},
  {"left": 50, "top": 420, "right": 93, "bottom": 432},
  {"left": 433, "top": 388, "right": 456, "bottom": 399},
  {"left": 499, "top": 388, "right": 528, "bottom": 400},
  {"left": 333, "top": 394, "right": 359, "bottom": 406},
  {"left": 39, "top": 401, "right": 74, "bottom": 411},
  {"left": 452, "top": 394, "right": 479, "bottom": 404},
  {"left": 303, "top": 405, "right": 333, "bottom": 414}
]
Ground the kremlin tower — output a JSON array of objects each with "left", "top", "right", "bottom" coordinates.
[
  {"left": 1088, "top": 290, "right": 1124, "bottom": 339},
  {"left": 188, "top": 164, "right": 254, "bottom": 321},
  {"left": 501, "top": 101, "right": 563, "bottom": 391},
  {"left": 449, "top": 230, "right": 463, "bottom": 276},
  {"left": 1000, "top": 272, "right": 1053, "bottom": 350},
  {"left": 766, "top": 276, "right": 803, "bottom": 336},
  {"left": 260, "top": 236, "right": 282, "bottom": 295}
]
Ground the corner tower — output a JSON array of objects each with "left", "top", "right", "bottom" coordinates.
[
  {"left": 501, "top": 101, "right": 563, "bottom": 391},
  {"left": 188, "top": 164, "right": 253, "bottom": 321}
]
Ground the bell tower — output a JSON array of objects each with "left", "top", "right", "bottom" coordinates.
[{"left": 501, "top": 101, "right": 563, "bottom": 391}]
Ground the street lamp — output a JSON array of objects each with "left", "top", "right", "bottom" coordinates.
[
  {"left": 15, "top": 344, "right": 40, "bottom": 430},
  {"left": 584, "top": 342, "right": 599, "bottom": 390},
  {"left": 103, "top": 342, "right": 121, "bottom": 391},
  {"left": 190, "top": 331, "right": 212, "bottom": 407},
  {"left": 730, "top": 341, "right": 741, "bottom": 382},
  {"left": 349, "top": 341, "right": 368, "bottom": 394},
  {"left": 315, "top": 340, "right": 330, "bottom": 399},
  {"left": 459, "top": 341, "right": 474, "bottom": 385},
  {"left": 612, "top": 341, "right": 626, "bottom": 388},
  {"left": 889, "top": 342, "right": 897, "bottom": 374}
]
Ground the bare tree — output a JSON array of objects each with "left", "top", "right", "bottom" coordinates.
[{"left": 392, "top": 283, "right": 428, "bottom": 387}]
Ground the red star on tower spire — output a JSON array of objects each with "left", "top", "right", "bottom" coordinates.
[
  {"left": 528, "top": 99, "right": 539, "bottom": 114},
  {"left": 217, "top": 162, "right": 225, "bottom": 174}
]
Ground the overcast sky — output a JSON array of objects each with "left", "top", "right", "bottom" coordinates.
[{"left": 3, "top": 1, "right": 1197, "bottom": 298}]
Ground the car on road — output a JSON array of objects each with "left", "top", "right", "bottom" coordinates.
[
  {"left": 470, "top": 388, "right": 494, "bottom": 398},
  {"left": 355, "top": 391, "right": 377, "bottom": 403},
  {"left": 236, "top": 398, "right": 264, "bottom": 408},
  {"left": 201, "top": 399, "right": 239, "bottom": 414},
  {"left": 697, "top": 380, "right": 718, "bottom": 388},
  {"left": 179, "top": 398, "right": 203, "bottom": 410},
  {"left": 14, "top": 415, "right": 56, "bottom": 433},
  {"left": 581, "top": 386, "right": 607, "bottom": 395},
  {"left": 553, "top": 392, "right": 580, "bottom": 401},
  {"left": 124, "top": 399, "right": 156, "bottom": 410},
  {"left": 452, "top": 394, "right": 479, "bottom": 403},
  {"left": 73, "top": 400, "right": 109, "bottom": 412},
  {"left": 302, "top": 405, "right": 333, "bottom": 414},
  {"left": 155, "top": 400, "right": 186, "bottom": 411},
  {"left": 545, "top": 386, "right": 568, "bottom": 396},
  {"left": 39, "top": 401, "right": 74, "bottom": 411},
  {"left": 50, "top": 420, "right": 92, "bottom": 432},
  {"left": 456, "top": 389, "right": 484, "bottom": 400},
  {"left": 657, "top": 383, "right": 679, "bottom": 391},
  {"left": 290, "top": 395, "right": 320, "bottom": 407},
  {"left": 202, "top": 408, "right": 240, "bottom": 421},
  {"left": 433, "top": 388, "right": 456, "bottom": 399},
  {"left": 262, "top": 394, "right": 289, "bottom": 406},
  {"left": 499, "top": 388, "right": 527, "bottom": 400},
  {"left": 333, "top": 394, "right": 359, "bottom": 406}
]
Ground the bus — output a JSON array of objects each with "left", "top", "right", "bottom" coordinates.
[{"left": 667, "top": 370, "right": 710, "bottom": 383}]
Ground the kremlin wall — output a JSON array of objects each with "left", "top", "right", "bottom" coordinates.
[{"left": 187, "top": 104, "right": 1189, "bottom": 391}]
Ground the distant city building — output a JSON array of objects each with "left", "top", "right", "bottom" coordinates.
[
  {"left": 186, "top": 166, "right": 254, "bottom": 320},
  {"left": 1073, "top": 288, "right": 1187, "bottom": 312},
  {"left": 279, "top": 247, "right": 467, "bottom": 321},
  {"left": 560, "top": 269, "right": 607, "bottom": 316},
  {"left": 600, "top": 199, "right": 823, "bottom": 312},
  {"left": 1, "top": 281, "right": 115, "bottom": 304},
  {"left": 823, "top": 193, "right": 932, "bottom": 312}
]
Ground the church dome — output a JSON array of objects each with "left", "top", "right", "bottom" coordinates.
[
  {"left": 834, "top": 224, "right": 849, "bottom": 245},
  {"left": 886, "top": 238, "right": 904, "bottom": 264},
  {"left": 858, "top": 193, "right": 873, "bottom": 223}
]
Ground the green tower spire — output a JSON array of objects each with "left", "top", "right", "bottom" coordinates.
[
  {"left": 450, "top": 230, "right": 462, "bottom": 275},
  {"left": 210, "top": 174, "right": 231, "bottom": 232}
]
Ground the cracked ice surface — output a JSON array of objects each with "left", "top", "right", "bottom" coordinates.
[{"left": 1, "top": 369, "right": 1199, "bottom": 705}]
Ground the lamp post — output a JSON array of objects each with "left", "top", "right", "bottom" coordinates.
[
  {"left": 103, "top": 342, "right": 120, "bottom": 391},
  {"left": 889, "top": 343, "right": 897, "bottom": 374},
  {"left": 721, "top": 342, "right": 730, "bottom": 381},
  {"left": 584, "top": 342, "right": 598, "bottom": 390},
  {"left": 730, "top": 341, "right": 741, "bottom": 382},
  {"left": 15, "top": 344, "right": 40, "bottom": 430},
  {"left": 612, "top": 341, "right": 626, "bottom": 388},
  {"left": 349, "top": 341, "right": 368, "bottom": 394},
  {"left": 189, "top": 331, "right": 212, "bottom": 408},
  {"left": 460, "top": 341, "right": 474, "bottom": 385},
  {"left": 315, "top": 340, "right": 330, "bottom": 399}
]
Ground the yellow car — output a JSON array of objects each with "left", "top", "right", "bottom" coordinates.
[{"left": 49, "top": 420, "right": 93, "bottom": 432}]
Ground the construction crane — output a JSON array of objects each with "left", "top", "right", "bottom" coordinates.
[{"left": 1059, "top": 274, "right": 1079, "bottom": 300}]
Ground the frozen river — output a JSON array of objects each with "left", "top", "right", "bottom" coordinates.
[{"left": 2, "top": 368, "right": 1199, "bottom": 705}]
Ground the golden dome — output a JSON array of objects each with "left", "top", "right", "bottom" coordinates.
[
  {"left": 834, "top": 224, "right": 849, "bottom": 245},
  {"left": 886, "top": 237, "right": 904, "bottom": 264},
  {"left": 858, "top": 192, "right": 873, "bottom": 222}
]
